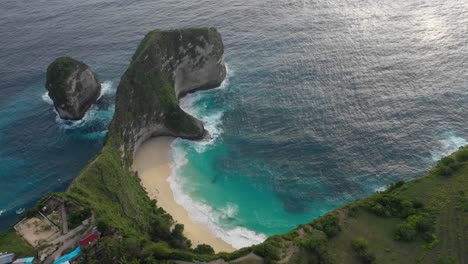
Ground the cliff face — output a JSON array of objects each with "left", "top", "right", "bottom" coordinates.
[
  {"left": 46, "top": 57, "right": 101, "bottom": 120},
  {"left": 109, "top": 28, "right": 226, "bottom": 157}
]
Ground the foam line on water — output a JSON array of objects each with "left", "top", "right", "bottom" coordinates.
[
  {"left": 42, "top": 80, "right": 115, "bottom": 130},
  {"left": 431, "top": 132, "right": 467, "bottom": 161},
  {"left": 179, "top": 64, "right": 232, "bottom": 153},
  {"left": 168, "top": 141, "right": 267, "bottom": 248},
  {"left": 169, "top": 64, "right": 267, "bottom": 248}
]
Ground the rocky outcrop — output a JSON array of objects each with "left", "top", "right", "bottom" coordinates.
[
  {"left": 46, "top": 57, "right": 101, "bottom": 120},
  {"left": 109, "top": 28, "right": 226, "bottom": 158}
]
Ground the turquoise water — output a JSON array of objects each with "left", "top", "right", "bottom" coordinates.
[{"left": 1, "top": 0, "right": 468, "bottom": 249}]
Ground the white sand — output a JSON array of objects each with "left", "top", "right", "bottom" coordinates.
[{"left": 132, "top": 137, "right": 235, "bottom": 253}]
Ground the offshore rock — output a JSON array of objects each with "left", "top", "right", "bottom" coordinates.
[{"left": 46, "top": 57, "right": 101, "bottom": 120}]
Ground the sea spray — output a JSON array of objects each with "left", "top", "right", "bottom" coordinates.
[{"left": 97, "top": 80, "right": 114, "bottom": 101}]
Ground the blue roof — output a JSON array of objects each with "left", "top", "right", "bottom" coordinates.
[
  {"left": 54, "top": 247, "right": 81, "bottom": 264},
  {"left": 13, "top": 257, "right": 34, "bottom": 264}
]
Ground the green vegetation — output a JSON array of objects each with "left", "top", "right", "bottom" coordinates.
[
  {"left": 245, "top": 146, "right": 468, "bottom": 264},
  {"left": 1, "top": 28, "right": 466, "bottom": 264},
  {"left": 193, "top": 244, "right": 215, "bottom": 255},
  {"left": 109, "top": 28, "right": 225, "bottom": 158},
  {"left": 46, "top": 56, "right": 83, "bottom": 103},
  {"left": 0, "top": 228, "right": 34, "bottom": 257},
  {"left": 350, "top": 238, "right": 375, "bottom": 264}
]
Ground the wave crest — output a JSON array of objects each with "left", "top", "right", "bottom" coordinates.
[
  {"left": 431, "top": 132, "right": 467, "bottom": 161},
  {"left": 42, "top": 80, "right": 115, "bottom": 130},
  {"left": 168, "top": 143, "right": 267, "bottom": 248},
  {"left": 168, "top": 64, "right": 268, "bottom": 248}
]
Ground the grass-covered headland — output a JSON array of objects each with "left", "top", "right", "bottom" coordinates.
[{"left": 0, "top": 28, "right": 466, "bottom": 263}]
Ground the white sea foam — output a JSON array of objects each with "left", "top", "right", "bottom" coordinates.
[
  {"left": 374, "top": 186, "right": 387, "bottom": 192},
  {"left": 0, "top": 209, "right": 4, "bottom": 216},
  {"left": 42, "top": 80, "right": 115, "bottom": 129},
  {"left": 168, "top": 64, "right": 268, "bottom": 248},
  {"left": 179, "top": 65, "right": 232, "bottom": 153},
  {"left": 97, "top": 80, "right": 114, "bottom": 100},
  {"left": 41, "top": 92, "right": 53, "bottom": 105},
  {"left": 180, "top": 96, "right": 225, "bottom": 153},
  {"left": 15, "top": 208, "right": 25, "bottom": 215},
  {"left": 220, "top": 202, "right": 239, "bottom": 219},
  {"left": 218, "top": 64, "right": 232, "bottom": 90},
  {"left": 431, "top": 132, "right": 467, "bottom": 161},
  {"left": 168, "top": 141, "right": 267, "bottom": 248}
]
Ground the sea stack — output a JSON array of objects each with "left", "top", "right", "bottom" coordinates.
[
  {"left": 109, "top": 28, "right": 226, "bottom": 158},
  {"left": 46, "top": 57, "right": 101, "bottom": 120}
]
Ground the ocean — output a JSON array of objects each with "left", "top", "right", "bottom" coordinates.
[{"left": 1, "top": 0, "right": 467, "bottom": 248}]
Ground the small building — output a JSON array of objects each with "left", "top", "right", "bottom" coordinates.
[
  {"left": 53, "top": 247, "right": 80, "bottom": 264},
  {"left": 12, "top": 257, "right": 34, "bottom": 264},
  {"left": 78, "top": 232, "right": 99, "bottom": 247},
  {"left": 0, "top": 253, "right": 14, "bottom": 264}
]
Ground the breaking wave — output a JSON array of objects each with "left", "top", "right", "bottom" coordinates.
[
  {"left": 42, "top": 80, "right": 115, "bottom": 130},
  {"left": 431, "top": 132, "right": 467, "bottom": 161},
  {"left": 168, "top": 143, "right": 267, "bottom": 249},
  {"left": 168, "top": 64, "right": 267, "bottom": 248}
]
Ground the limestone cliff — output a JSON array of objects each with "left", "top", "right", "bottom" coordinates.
[
  {"left": 109, "top": 28, "right": 226, "bottom": 158},
  {"left": 46, "top": 57, "right": 101, "bottom": 120}
]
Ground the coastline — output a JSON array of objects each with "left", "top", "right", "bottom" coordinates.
[{"left": 132, "top": 137, "right": 235, "bottom": 253}]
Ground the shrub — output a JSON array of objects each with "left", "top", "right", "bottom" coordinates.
[
  {"left": 302, "top": 233, "right": 333, "bottom": 264},
  {"left": 434, "top": 156, "right": 460, "bottom": 177},
  {"left": 312, "top": 214, "right": 341, "bottom": 238},
  {"left": 253, "top": 240, "right": 280, "bottom": 261},
  {"left": 169, "top": 224, "right": 191, "bottom": 250},
  {"left": 395, "top": 222, "right": 417, "bottom": 241},
  {"left": 400, "top": 200, "right": 416, "bottom": 217},
  {"left": 440, "top": 156, "right": 455, "bottom": 166},
  {"left": 193, "top": 244, "right": 214, "bottom": 255},
  {"left": 351, "top": 238, "right": 376, "bottom": 264},
  {"left": 416, "top": 214, "right": 434, "bottom": 233},
  {"left": 455, "top": 147, "right": 468, "bottom": 161},
  {"left": 436, "top": 165, "right": 454, "bottom": 177},
  {"left": 437, "top": 255, "right": 456, "bottom": 264},
  {"left": 394, "top": 213, "right": 435, "bottom": 242},
  {"left": 366, "top": 193, "right": 418, "bottom": 218},
  {"left": 69, "top": 207, "right": 92, "bottom": 229},
  {"left": 386, "top": 180, "right": 405, "bottom": 192}
]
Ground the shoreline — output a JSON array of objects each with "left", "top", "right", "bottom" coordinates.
[{"left": 132, "top": 137, "right": 235, "bottom": 253}]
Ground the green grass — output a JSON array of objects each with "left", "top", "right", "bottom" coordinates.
[
  {"left": 1, "top": 27, "right": 466, "bottom": 263},
  {"left": 0, "top": 228, "right": 34, "bottom": 257},
  {"left": 245, "top": 146, "right": 468, "bottom": 264}
]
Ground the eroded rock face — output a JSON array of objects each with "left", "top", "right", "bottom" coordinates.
[
  {"left": 46, "top": 57, "right": 101, "bottom": 120},
  {"left": 109, "top": 28, "right": 226, "bottom": 158}
]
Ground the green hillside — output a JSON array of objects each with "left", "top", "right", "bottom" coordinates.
[
  {"left": 0, "top": 27, "right": 466, "bottom": 263},
  {"left": 252, "top": 147, "right": 468, "bottom": 264}
]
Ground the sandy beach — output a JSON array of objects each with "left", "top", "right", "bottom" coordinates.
[{"left": 132, "top": 137, "right": 235, "bottom": 253}]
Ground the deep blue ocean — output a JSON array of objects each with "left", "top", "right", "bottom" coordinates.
[{"left": 1, "top": 0, "right": 467, "bottom": 248}]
